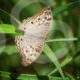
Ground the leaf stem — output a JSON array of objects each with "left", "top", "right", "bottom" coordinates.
[{"left": 46, "top": 38, "right": 78, "bottom": 42}]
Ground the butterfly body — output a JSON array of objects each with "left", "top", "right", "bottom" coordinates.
[{"left": 15, "top": 7, "right": 52, "bottom": 66}]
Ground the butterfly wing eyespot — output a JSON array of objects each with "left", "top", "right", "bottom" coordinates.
[{"left": 15, "top": 7, "right": 52, "bottom": 66}]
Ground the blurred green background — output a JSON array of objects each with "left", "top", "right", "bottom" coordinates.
[{"left": 0, "top": 0, "right": 80, "bottom": 80}]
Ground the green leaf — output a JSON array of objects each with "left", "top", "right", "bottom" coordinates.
[
  {"left": 0, "top": 71, "right": 11, "bottom": 80},
  {"left": 53, "top": 1, "right": 80, "bottom": 17},
  {"left": 50, "top": 56, "right": 72, "bottom": 74},
  {"left": 74, "top": 55, "right": 80, "bottom": 67},
  {"left": 33, "top": 63, "right": 55, "bottom": 75},
  {"left": 0, "top": 45, "right": 20, "bottom": 67},
  {"left": 0, "top": 24, "right": 23, "bottom": 35},
  {"left": 17, "top": 74, "right": 38, "bottom": 80},
  {"left": 49, "top": 76, "right": 70, "bottom": 80},
  {"left": 76, "top": 17, "right": 80, "bottom": 52},
  {"left": 0, "top": 24, "right": 16, "bottom": 34},
  {"left": 3, "top": 45, "right": 17, "bottom": 55},
  {"left": 43, "top": 44, "right": 65, "bottom": 79},
  {"left": 66, "top": 73, "right": 75, "bottom": 80}
]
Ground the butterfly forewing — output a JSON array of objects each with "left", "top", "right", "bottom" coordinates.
[{"left": 15, "top": 7, "right": 52, "bottom": 66}]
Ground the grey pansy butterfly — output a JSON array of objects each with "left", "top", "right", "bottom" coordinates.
[{"left": 15, "top": 7, "right": 52, "bottom": 66}]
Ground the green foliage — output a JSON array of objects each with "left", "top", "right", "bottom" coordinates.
[
  {"left": 0, "top": 24, "right": 16, "bottom": 34},
  {"left": 17, "top": 74, "right": 38, "bottom": 80},
  {"left": 0, "top": 71, "right": 11, "bottom": 80},
  {"left": 43, "top": 44, "right": 65, "bottom": 79},
  {"left": 49, "top": 76, "right": 70, "bottom": 80}
]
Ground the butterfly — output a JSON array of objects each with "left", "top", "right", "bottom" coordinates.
[{"left": 15, "top": 7, "right": 52, "bottom": 66}]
